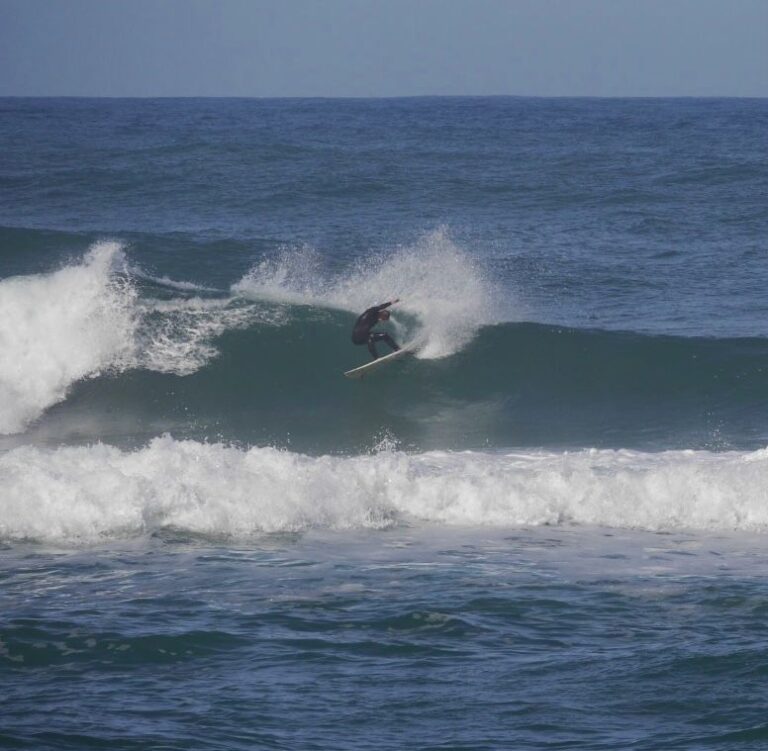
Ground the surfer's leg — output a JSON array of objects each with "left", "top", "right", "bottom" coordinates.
[
  {"left": 368, "top": 333, "right": 399, "bottom": 359},
  {"left": 381, "top": 333, "right": 400, "bottom": 352},
  {"left": 367, "top": 334, "right": 380, "bottom": 360}
]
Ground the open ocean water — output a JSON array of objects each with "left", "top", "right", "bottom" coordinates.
[{"left": 2, "top": 96, "right": 768, "bottom": 750}]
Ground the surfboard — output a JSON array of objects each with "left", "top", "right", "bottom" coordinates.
[{"left": 343, "top": 347, "right": 413, "bottom": 379}]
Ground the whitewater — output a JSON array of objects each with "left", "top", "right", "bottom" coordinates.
[{"left": 4, "top": 437, "right": 768, "bottom": 543}]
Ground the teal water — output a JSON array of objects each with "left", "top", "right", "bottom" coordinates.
[
  {"left": 2, "top": 97, "right": 768, "bottom": 749},
  {"left": 10, "top": 316, "right": 768, "bottom": 454}
]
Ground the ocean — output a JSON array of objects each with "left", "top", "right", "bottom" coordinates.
[{"left": 2, "top": 96, "right": 768, "bottom": 750}]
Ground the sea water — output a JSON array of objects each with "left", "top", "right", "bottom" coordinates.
[{"left": 2, "top": 97, "right": 768, "bottom": 749}]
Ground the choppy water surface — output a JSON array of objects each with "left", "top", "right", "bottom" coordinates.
[{"left": 5, "top": 528, "right": 768, "bottom": 751}]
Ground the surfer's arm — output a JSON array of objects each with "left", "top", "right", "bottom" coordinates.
[{"left": 356, "top": 300, "right": 400, "bottom": 333}]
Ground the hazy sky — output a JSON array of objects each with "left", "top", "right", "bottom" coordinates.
[{"left": 1, "top": 0, "right": 766, "bottom": 97}]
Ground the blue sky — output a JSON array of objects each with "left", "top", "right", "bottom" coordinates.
[{"left": 1, "top": 0, "right": 766, "bottom": 97}]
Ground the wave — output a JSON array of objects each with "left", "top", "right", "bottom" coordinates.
[
  {"left": 0, "top": 242, "right": 137, "bottom": 434},
  {"left": 0, "top": 241, "right": 276, "bottom": 434},
  {"left": 3, "top": 236, "right": 768, "bottom": 452},
  {"left": 3, "top": 437, "right": 768, "bottom": 543},
  {"left": 44, "top": 312, "right": 768, "bottom": 451},
  {"left": 0, "top": 231, "right": 507, "bottom": 436}
]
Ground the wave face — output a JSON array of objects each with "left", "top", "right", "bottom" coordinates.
[
  {"left": 3, "top": 437, "right": 768, "bottom": 542},
  {"left": 2, "top": 241, "right": 768, "bottom": 452}
]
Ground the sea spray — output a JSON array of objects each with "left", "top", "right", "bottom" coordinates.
[
  {"left": 233, "top": 228, "right": 508, "bottom": 358},
  {"left": 135, "top": 297, "right": 278, "bottom": 376}
]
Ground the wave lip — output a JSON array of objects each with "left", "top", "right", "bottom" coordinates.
[
  {"left": 0, "top": 242, "right": 136, "bottom": 434},
  {"left": 3, "top": 438, "right": 768, "bottom": 543}
]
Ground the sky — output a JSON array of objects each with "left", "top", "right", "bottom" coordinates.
[{"left": 1, "top": 0, "right": 766, "bottom": 98}]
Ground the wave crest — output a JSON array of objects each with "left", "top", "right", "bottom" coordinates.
[{"left": 0, "top": 242, "right": 136, "bottom": 434}]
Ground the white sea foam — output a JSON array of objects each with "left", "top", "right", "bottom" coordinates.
[
  {"left": 3, "top": 438, "right": 768, "bottom": 543},
  {"left": 232, "top": 228, "right": 508, "bottom": 359},
  {"left": 135, "top": 297, "right": 278, "bottom": 376},
  {"left": 0, "top": 242, "right": 137, "bottom": 435},
  {"left": 130, "top": 266, "right": 219, "bottom": 293},
  {"left": 0, "top": 243, "right": 275, "bottom": 434}
]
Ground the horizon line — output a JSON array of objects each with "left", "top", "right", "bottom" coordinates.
[{"left": 2, "top": 93, "right": 767, "bottom": 101}]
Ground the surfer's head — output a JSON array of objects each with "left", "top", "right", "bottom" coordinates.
[{"left": 379, "top": 310, "right": 391, "bottom": 321}]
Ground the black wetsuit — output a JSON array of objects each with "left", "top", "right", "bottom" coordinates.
[{"left": 351, "top": 301, "right": 400, "bottom": 359}]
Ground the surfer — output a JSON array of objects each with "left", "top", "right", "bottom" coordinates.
[{"left": 351, "top": 299, "right": 401, "bottom": 360}]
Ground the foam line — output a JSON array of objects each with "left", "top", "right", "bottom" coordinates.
[{"left": 2, "top": 438, "right": 768, "bottom": 543}]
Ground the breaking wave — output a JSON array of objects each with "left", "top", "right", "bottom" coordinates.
[
  {"left": 3, "top": 437, "right": 768, "bottom": 543},
  {"left": 0, "top": 241, "right": 275, "bottom": 434},
  {"left": 3, "top": 234, "right": 768, "bottom": 453}
]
